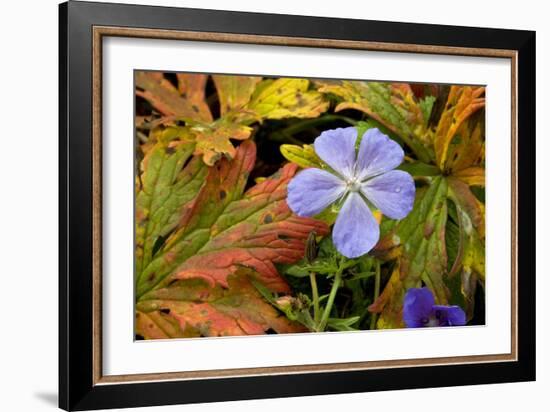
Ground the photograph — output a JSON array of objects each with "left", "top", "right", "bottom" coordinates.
[{"left": 134, "top": 72, "right": 486, "bottom": 339}]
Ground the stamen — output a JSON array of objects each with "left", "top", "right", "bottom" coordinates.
[{"left": 346, "top": 178, "right": 361, "bottom": 192}]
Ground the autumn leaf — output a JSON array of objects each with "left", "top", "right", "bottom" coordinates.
[
  {"left": 135, "top": 71, "right": 212, "bottom": 122},
  {"left": 213, "top": 75, "right": 262, "bottom": 116},
  {"left": 135, "top": 139, "right": 206, "bottom": 276},
  {"left": 137, "top": 269, "right": 306, "bottom": 339},
  {"left": 317, "top": 80, "right": 433, "bottom": 163},
  {"left": 453, "top": 166, "right": 485, "bottom": 187},
  {"left": 370, "top": 177, "right": 449, "bottom": 328},
  {"left": 189, "top": 119, "right": 254, "bottom": 166},
  {"left": 433, "top": 86, "right": 485, "bottom": 171},
  {"left": 247, "top": 78, "right": 329, "bottom": 120},
  {"left": 447, "top": 177, "right": 485, "bottom": 239},
  {"left": 136, "top": 140, "right": 329, "bottom": 298}
]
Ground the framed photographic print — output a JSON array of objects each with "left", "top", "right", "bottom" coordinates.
[{"left": 59, "top": 1, "right": 536, "bottom": 410}]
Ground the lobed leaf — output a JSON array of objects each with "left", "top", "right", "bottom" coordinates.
[
  {"left": 247, "top": 78, "right": 329, "bottom": 120},
  {"left": 135, "top": 71, "right": 212, "bottom": 122},
  {"left": 316, "top": 80, "right": 433, "bottom": 163},
  {"left": 136, "top": 140, "right": 328, "bottom": 298},
  {"left": 453, "top": 166, "right": 485, "bottom": 187},
  {"left": 137, "top": 270, "right": 306, "bottom": 338},
  {"left": 370, "top": 177, "right": 449, "bottom": 328},
  {"left": 433, "top": 86, "right": 485, "bottom": 171},
  {"left": 189, "top": 120, "right": 254, "bottom": 166},
  {"left": 135, "top": 139, "right": 206, "bottom": 276},
  {"left": 213, "top": 75, "right": 262, "bottom": 116}
]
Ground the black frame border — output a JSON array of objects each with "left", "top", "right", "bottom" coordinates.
[{"left": 59, "top": 1, "right": 535, "bottom": 410}]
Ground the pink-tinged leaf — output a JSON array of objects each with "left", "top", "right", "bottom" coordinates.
[
  {"left": 136, "top": 140, "right": 328, "bottom": 297},
  {"left": 137, "top": 270, "right": 307, "bottom": 338}
]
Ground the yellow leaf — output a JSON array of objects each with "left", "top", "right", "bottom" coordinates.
[
  {"left": 453, "top": 166, "right": 485, "bottom": 187},
  {"left": 247, "top": 78, "right": 328, "bottom": 120},
  {"left": 280, "top": 144, "right": 322, "bottom": 168},
  {"left": 190, "top": 121, "right": 253, "bottom": 166},
  {"left": 212, "top": 75, "right": 262, "bottom": 116},
  {"left": 433, "top": 86, "right": 485, "bottom": 171}
]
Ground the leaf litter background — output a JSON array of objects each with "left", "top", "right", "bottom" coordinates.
[{"left": 134, "top": 71, "right": 486, "bottom": 339}]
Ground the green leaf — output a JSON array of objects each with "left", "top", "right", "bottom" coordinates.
[
  {"left": 284, "top": 260, "right": 339, "bottom": 278},
  {"left": 346, "top": 271, "right": 375, "bottom": 282},
  {"left": 449, "top": 179, "right": 485, "bottom": 284},
  {"left": 283, "top": 237, "right": 358, "bottom": 279},
  {"left": 355, "top": 119, "right": 403, "bottom": 147},
  {"left": 397, "top": 161, "right": 441, "bottom": 177},
  {"left": 445, "top": 217, "right": 478, "bottom": 321},
  {"left": 136, "top": 141, "right": 329, "bottom": 299},
  {"left": 370, "top": 177, "right": 449, "bottom": 328},
  {"left": 419, "top": 95, "right": 436, "bottom": 124},
  {"left": 135, "top": 139, "right": 207, "bottom": 276},
  {"left": 327, "top": 316, "right": 360, "bottom": 331},
  {"left": 247, "top": 78, "right": 329, "bottom": 120}
]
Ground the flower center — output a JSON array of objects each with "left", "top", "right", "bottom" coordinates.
[{"left": 346, "top": 178, "right": 361, "bottom": 192}]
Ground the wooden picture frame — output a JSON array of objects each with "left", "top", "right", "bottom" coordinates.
[{"left": 59, "top": 1, "right": 535, "bottom": 410}]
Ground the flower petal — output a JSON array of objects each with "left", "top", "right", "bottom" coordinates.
[
  {"left": 356, "top": 128, "right": 404, "bottom": 180},
  {"left": 314, "top": 127, "right": 357, "bottom": 179},
  {"left": 332, "top": 192, "right": 379, "bottom": 258},
  {"left": 361, "top": 170, "right": 415, "bottom": 220},
  {"left": 403, "top": 287, "right": 435, "bottom": 328},
  {"left": 432, "top": 305, "right": 467, "bottom": 326},
  {"left": 287, "top": 168, "right": 346, "bottom": 217}
]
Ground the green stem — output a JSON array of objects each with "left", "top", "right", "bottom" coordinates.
[
  {"left": 318, "top": 269, "right": 343, "bottom": 332},
  {"left": 309, "top": 272, "right": 320, "bottom": 324},
  {"left": 370, "top": 260, "right": 381, "bottom": 330}
]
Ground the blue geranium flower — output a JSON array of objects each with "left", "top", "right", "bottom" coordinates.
[
  {"left": 403, "top": 287, "right": 467, "bottom": 327},
  {"left": 286, "top": 127, "right": 415, "bottom": 258}
]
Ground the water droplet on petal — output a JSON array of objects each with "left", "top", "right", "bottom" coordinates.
[{"left": 395, "top": 186, "right": 401, "bottom": 193}]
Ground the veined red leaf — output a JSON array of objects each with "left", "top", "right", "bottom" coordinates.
[
  {"left": 137, "top": 270, "right": 306, "bottom": 338},
  {"left": 136, "top": 140, "right": 328, "bottom": 297}
]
